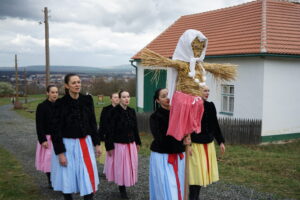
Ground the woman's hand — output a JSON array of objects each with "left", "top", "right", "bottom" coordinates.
[
  {"left": 41, "top": 141, "right": 48, "bottom": 149},
  {"left": 95, "top": 145, "right": 102, "bottom": 158},
  {"left": 220, "top": 143, "right": 225, "bottom": 155},
  {"left": 183, "top": 135, "right": 191, "bottom": 146},
  {"left": 136, "top": 145, "right": 140, "bottom": 152},
  {"left": 58, "top": 153, "right": 67, "bottom": 166}
]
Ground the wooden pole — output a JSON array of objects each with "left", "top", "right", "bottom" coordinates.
[
  {"left": 23, "top": 68, "right": 28, "bottom": 104},
  {"left": 44, "top": 7, "right": 50, "bottom": 87},
  {"left": 184, "top": 145, "right": 190, "bottom": 200},
  {"left": 15, "top": 54, "right": 19, "bottom": 103},
  {"left": 14, "top": 54, "right": 22, "bottom": 109}
]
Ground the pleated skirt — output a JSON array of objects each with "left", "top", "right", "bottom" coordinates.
[
  {"left": 35, "top": 135, "right": 52, "bottom": 173},
  {"left": 149, "top": 152, "right": 185, "bottom": 200},
  {"left": 167, "top": 91, "right": 204, "bottom": 141},
  {"left": 51, "top": 136, "right": 99, "bottom": 196},
  {"left": 188, "top": 142, "right": 219, "bottom": 187},
  {"left": 104, "top": 142, "right": 138, "bottom": 187}
]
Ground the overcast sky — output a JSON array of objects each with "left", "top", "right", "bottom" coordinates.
[{"left": 0, "top": 0, "right": 252, "bottom": 68}]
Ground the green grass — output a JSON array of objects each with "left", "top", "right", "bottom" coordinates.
[
  {"left": 14, "top": 94, "right": 137, "bottom": 123},
  {"left": 0, "top": 147, "right": 41, "bottom": 200},
  {"left": 14, "top": 95, "right": 46, "bottom": 120},
  {"left": 216, "top": 140, "right": 300, "bottom": 199},
  {"left": 0, "top": 97, "right": 11, "bottom": 106}
]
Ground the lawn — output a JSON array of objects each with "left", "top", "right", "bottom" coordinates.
[
  {"left": 0, "top": 147, "right": 41, "bottom": 200},
  {"left": 216, "top": 140, "right": 300, "bottom": 199},
  {"left": 0, "top": 97, "right": 11, "bottom": 106}
]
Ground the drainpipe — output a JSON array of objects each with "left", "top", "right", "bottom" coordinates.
[{"left": 130, "top": 59, "right": 138, "bottom": 111}]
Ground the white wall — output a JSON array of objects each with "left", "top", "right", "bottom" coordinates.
[
  {"left": 262, "top": 57, "right": 300, "bottom": 136},
  {"left": 137, "top": 63, "right": 144, "bottom": 109},
  {"left": 205, "top": 57, "right": 264, "bottom": 119}
]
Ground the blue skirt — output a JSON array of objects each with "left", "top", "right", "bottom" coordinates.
[
  {"left": 51, "top": 136, "right": 99, "bottom": 196},
  {"left": 149, "top": 151, "right": 185, "bottom": 200}
]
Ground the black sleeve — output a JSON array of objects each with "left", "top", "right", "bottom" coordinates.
[
  {"left": 88, "top": 95, "right": 100, "bottom": 146},
  {"left": 133, "top": 110, "right": 141, "bottom": 146},
  {"left": 98, "top": 107, "right": 107, "bottom": 141},
  {"left": 51, "top": 99, "right": 66, "bottom": 155},
  {"left": 211, "top": 102, "right": 225, "bottom": 145},
  {"left": 35, "top": 103, "right": 47, "bottom": 144},
  {"left": 149, "top": 113, "right": 163, "bottom": 143},
  {"left": 105, "top": 108, "right": 116, "bottom": 151}
]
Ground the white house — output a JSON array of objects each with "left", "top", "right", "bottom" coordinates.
[{"left": 130, "top": 0, "right": 300, "bottom": 142}]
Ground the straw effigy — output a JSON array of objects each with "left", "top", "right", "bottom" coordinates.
[{"left": 140, "top": 47, "right": 237, "bottom": 96}]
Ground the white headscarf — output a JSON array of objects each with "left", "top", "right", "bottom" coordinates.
[{"left": 167, "top": 29, "right": 208, "bottom": 101}]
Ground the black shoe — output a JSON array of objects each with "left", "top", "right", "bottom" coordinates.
[
  {"left": 63, "top": 193, "right": 73, "bottom": 200},
  {"left": 84, "top": 193, "right": 94, "bottom": 200},
  {"left": 119, "top": 186, "right": 129, "bottom": 199},
  {"left": 48, "top": 183, "right": 53, "bottom": 190},
  {"left": 189, "top": 185, "right": 201, "bottom": 200}
]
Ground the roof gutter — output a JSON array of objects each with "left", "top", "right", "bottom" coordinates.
[
  {"left": 132, "top": 53, "right": 300, "bottom": 61},
  {"left": 206, "top": 53, "right": 300, "bottom": 59}
]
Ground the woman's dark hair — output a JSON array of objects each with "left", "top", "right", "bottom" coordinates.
[
  {"left": 46, "top": 85, "right": 57, "bottom": 93},
  {"left": 110, "top": 92, "right": 118, "bottom": 99},
  {"left": 64, "top": 73, "right": 78, "bottom": 94},
  {"left": 118, "top": 90, "right": 129, "bottom": 98},
  {"left": 153, "top": 88, "right": 163, "bottom": 110}
]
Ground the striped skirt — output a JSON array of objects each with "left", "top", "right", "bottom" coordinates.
[
  {"left": 149, "top": 152, "right": 185, "bottom": 200},
  {"left": 35, "top": 135, "right": 52, "bottom": 173},
  {"left": 188, "top": 142, "right": 219, "bottom": 187},
  {"left": 104, "top": 142, "right": 138, "bottom": 187},
  {"left": 51, "top": 136, "right": 99, "bottom": 196}
]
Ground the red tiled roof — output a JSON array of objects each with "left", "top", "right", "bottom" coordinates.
[{"left": 132, "top": 0, "right": 300, "bottom": 59}]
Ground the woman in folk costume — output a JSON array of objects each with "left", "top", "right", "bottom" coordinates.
[
  {"left": 35, "top": 85, "right": 58, "bottom": 189},
  {"left": 141, "top": 29, "right": 237, "bottom": 141},
  {"left": 189, "top": 85, "right": 225, "bottom": 200},
  {"left": 149, "top": 88, "right": 190, "bottom": 200},
  {"left": 51, "top": 73, "right": 101, "bottom": 200},
  {"left": 104, "top": 90, "right": 141, "bottom": 199}
]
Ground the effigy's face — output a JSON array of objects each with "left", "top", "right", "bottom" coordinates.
[{"left": 192, "top": 38, "right": 205, "bottom": 57}]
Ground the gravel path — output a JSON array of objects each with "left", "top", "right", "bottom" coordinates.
[{"left": 0, "top": 104, "right": 294, "bottom": 200}]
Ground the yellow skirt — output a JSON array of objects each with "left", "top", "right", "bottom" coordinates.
[{"left": 188, "top": 141, "right": 219, "bottom": 187}]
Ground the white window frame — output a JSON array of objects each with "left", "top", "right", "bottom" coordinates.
[{"left": 221, "top": 84, "right": 234, "bottom": 115}]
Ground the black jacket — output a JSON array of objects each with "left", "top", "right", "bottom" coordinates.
[
  {"left": 52, "top": 94, "right": 100, "bottom": 155},
  {"left": 191, "top": 101, "right": 225, "bottom": 145},
  {"left": 150, "top": 107, "right": 185, "bottom": 154},
  {"left": 105, "top": 105, "right": 141, "bottom": 151},
  {"left": 35, "top": 99, "right": 55, "bottom": 144},
  {"left": 98, "top": 105, "right": 114, "bottom": 141}
]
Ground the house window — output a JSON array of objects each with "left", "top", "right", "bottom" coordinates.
[{"left": 221, "top": 85, "right": 234, "bottom": 114}]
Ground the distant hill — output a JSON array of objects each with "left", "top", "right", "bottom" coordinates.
[{"left": 0, "top": 64, "right": 134, "bottom": 74}]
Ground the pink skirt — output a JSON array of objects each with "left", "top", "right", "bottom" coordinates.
[
  {"left": 35, "top": 135, "right": 52, "bottom": 173},
  {"left": 167, "top": 91, "right": 204, "bottom": 141},
  {"left": 104, "top": 142, "right": 138, "bottom": 187}
]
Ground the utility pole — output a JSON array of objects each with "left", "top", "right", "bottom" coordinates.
[
  {"left": 44, "top": 7, "right": 50, "bottom": 87},
  {"left": 14, "top": 54, "right": 22, "bottom": 109},
  {"left": 23, "top": 68, "right": 28, "bottom": 104}
]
